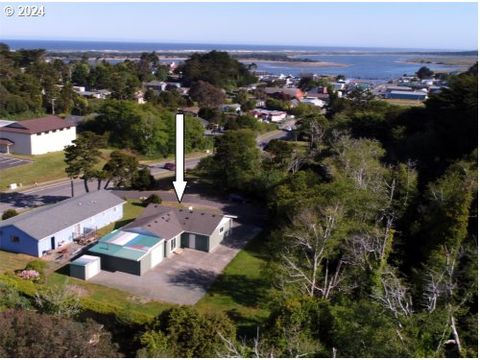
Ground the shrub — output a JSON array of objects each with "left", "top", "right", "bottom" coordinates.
[
  {"left": 143, "top": 194, "right": 162, "bottom": 206},
  {"left": 25, "top": 259, "right": 47, "bottom": 282},
  {"left": 25, "top": 259, "right": 47, "bottom": 273},
  {"left": 1, "top": 209, "right": 18, "bottom": 220},
  {"left": 138, "top": 306, "right": 237, "bottom": 357},
  {"left": 17, "top": 269, "right": 40, "bottom": 281},
  {"left": 0, "top": 309, "right": 121, "bottom": 357},
  {"left": 132, "top": 167, "right": 155, "bottom": 190}
]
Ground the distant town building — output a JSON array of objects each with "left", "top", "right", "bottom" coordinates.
[
  {"left": 252, "top": 109, "right": 287, "bottom": 122},
  {"left": 264, "top": 87, "right": 304, "bottom": 100},
  {"left": 386, "top": 90, "right": 428, "bottom": 101},
  {"left": 0, "top": 116, "right": 76, "bottom": 155},
  {"left": 220, "top": 103, "right": 242, "bottom": 113},
  {"left": 386, "top": 85, "right": 413, "bottom": 93},
  {"left": 301, "top": 96, "right": 326, "bottom": 108},
  {"left": 145, "top": 80, "right": 167, "bottom": 93},
  {"left": 74, "top": 87, "right": 111, "bottom": 99}
]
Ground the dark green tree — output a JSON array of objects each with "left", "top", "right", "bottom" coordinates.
[
  {"left": 416, "top": 66, "right": 434, "bottom": 79},
  {"left": 199, "top": 129, "right": 260, "bottom": 190},
  {"left": 102, "top": 150, "right": 140, "bottom": 189},
  {"left": 138, "top": 306, "right": 236, "bottom": 357},
  {"left": 188, "top": 80, "right": 225, "bottom": 108},
  {"left": 1, "top": 209, "right": 18, "bottom": 220},
  {"left": 0, "top": 309, "right": 120, "bottom": 357},
  {"left": 64, "top": 132, "right": 105, "bottom": 195}
]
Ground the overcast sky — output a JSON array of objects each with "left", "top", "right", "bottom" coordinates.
[{"left": 1, "top": 2, "right": 477, "bottom": 50}]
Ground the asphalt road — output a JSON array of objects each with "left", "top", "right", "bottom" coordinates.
[
  {"left": 0, "top": 155, "right": 32, "bottom": 170},
  {"left": 0, "top": 128, "right": 293, "bottom": 214},
  {"left": 0, "top": 157, "right": 203, "bottom": 213}
]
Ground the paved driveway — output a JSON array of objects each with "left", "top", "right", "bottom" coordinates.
[{"left": 89, "top": 222, "right": 262, "bottom": 305}]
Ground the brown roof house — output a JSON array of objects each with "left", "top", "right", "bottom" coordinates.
[
  {"left": 264, "top": 87, "right": 304, "bottom": 101},
  {"left": 0, "top": 116, "right": 76, "bottom": 155},
  {"left": 88, "top": 205, "right": 235, "bottom": 275}
]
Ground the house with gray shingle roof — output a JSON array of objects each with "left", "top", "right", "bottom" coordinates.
[
  {"left": 87, "top": 204, "right": 234, "bottom": 275},
  {"left": 0, "top": 191, "right": 125, "bottom": 257}
]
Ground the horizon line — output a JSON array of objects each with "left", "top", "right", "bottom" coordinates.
[{"left": 1, "top": 38, "right": 476, "bottom": 53}]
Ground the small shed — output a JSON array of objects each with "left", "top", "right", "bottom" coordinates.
[{"left": 70, "top": 255, "right": 101, "bottom": 280}]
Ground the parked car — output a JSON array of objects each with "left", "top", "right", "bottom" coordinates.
[{"left": 164, "top": 162, "right": 175, "bottom": 171}]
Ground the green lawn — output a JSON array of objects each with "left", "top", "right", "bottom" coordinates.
[
  {"left": 0, "top": 192, "right": 273, "bottom": 329},
  {"left": 0, "top": 250, "right": 36, "bottom": 274},
  {"left": 0, "top": 197, "right": 168, "bottom": 324},
  {"left": 0, "top": 151, "right": 67, "bottom": 190},
  {"left": 0, "top": 149, "right": 113, "bottom": 190},
  {"left": 196, "top": 232, "right": 272, "bottom": 332},
  {"left": 383, "top": 98, "right": 426, "bottom": 107},
  {"left": 0, "top": 149, "right": 208, "bottom": 191},
  {"left": 46, "top": 272, "right": 171, "bottom": 323}
]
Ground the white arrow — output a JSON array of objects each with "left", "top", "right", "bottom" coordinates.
[{"left": 173, "top": 113, "right": 187, "bottom": 203}]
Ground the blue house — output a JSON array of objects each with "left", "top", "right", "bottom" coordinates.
[
  {"left": 0, "top": 191, "right": 125, "bottom": 257},
  {"left": 386, "top": 90, "right": 428, "bottom": 101}
]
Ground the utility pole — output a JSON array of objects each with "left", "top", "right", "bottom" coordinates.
[{"left": 51, "top": 98, "right": 56, "bottom": 115}]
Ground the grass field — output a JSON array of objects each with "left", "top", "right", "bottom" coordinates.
[
  {"left": 0, "top": 150, "right": 209, "bottom": 191},
  {"left": 383, "top": 98, "right": 426, "bottom": 107},
  {"left": 46, "top": 271, "right": 171, "bottom": 322},
  {"left": 0, "top": 250, "right": 36, "bottom": 274},
  {"left": 0, "top": 151, "right": 67, "bottom": 190},
  {"left": 0, "top": 149, "right": 113, "bottom": 190},
  {"left": 196, "top": 232, "right": 271, "bottom": 333}
]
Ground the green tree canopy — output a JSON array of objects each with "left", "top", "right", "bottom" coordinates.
[
  {"left": 0, "top": 309, "right": 120, "bottom": 357},
  {"left": 179, "top": 50, "right": 257, "bottom": 88}
]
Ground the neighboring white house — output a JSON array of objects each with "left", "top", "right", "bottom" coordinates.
[
  {"left": 251, "top": 109, "right": 287, "bottom": 123},
  {"left": 301, "top": 96, "right": 326, "bottom": 108},
  {"left": 0, "top": 116, "right": 76, "bottom": 155},
  {"left": 220, "top": 103, "right": 242, "bottom": 113},
  {"left": 75, "top": 89, "right": 111, "bottom": 99}
]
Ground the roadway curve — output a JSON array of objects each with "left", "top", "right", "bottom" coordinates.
[{"left": 0, "top": 129, "right": 292, "bottom": 213}]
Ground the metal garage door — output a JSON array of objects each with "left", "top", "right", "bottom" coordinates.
[
  {"left": 181, "top": 233, "right": 189, "bottom": 248},
  {"left": 194, "top": 235, "right": 209, "bottom": 252}
]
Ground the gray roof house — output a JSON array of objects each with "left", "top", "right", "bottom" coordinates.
[
  {"left": 88, "top": 204, "right": 234, "bottom": 275},
  {"left": 0, "top": 191, "right": 125, "bottom": 257}
]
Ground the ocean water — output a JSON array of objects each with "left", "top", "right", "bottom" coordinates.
[
  {"left": 254, "top": 54, "right": 465, "bottom": 80},
  {"left": 2, "top": 39, "right": 471, "bottom": 80}
]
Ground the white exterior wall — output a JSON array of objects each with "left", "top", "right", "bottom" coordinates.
[
  {"left": 0, "top": 126, "right": 76, "bottom": 155},
  {"left": 30, "top": 127, "right": 76, "bottom": 155},
  {"left": 208, "top": 217, "right": 233, "bottom": 251},
  {"left": 37, "top": 204, "right": 123, "bottom": 257},
  {"left": 85, "top": 257, "right": 101, "bottom": 279},
  {"left": 149, "top": 241, "right": 164, "bottom": 267},
  {"left": 270, "top": 113, "right": 287, "bottom": 122},
  {"left": 0, "top": 131, "right": 32, "bottom": 154},
  {"left": 166, "top": 234, "right": 180, "bottom": 257}
]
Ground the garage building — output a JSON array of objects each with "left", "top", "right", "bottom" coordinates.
[{"left": 88, "top": 205, "right": 234, "bottom": 275}]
